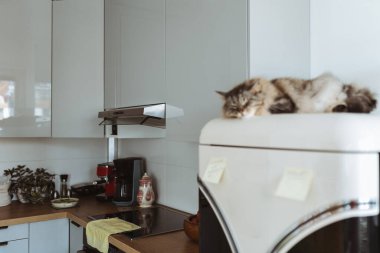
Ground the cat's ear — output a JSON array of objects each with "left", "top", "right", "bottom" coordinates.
[
  {"left": 247, "top": 82, "right": 255, "bottom": 90},
  {"left": 216, "top": 90, "right": 227, "bottom": 97}
]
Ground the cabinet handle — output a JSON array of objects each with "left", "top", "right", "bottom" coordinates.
[
  {"left": 0, "top": 241, "right": 8, "bottom": 247},
  {"left": 0, "top": 226, "right": 8, "bottom": 230},
  {"left": 71, "top": 221, "right": 81, "bottom": 227}
]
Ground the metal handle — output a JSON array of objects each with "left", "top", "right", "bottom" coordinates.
[
  {"left": 71, "top": 221, "right": 81, "bottom": 228},
  {"left": 0, "top": 226, "right": 8, "bottom": 230},
  {"left": 0, "top": 241, "right": 8, "bottom": 247}
]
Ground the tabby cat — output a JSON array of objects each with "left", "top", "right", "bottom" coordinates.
[{"left": 217, "top": 73, "right": 377, "bottom": 119}]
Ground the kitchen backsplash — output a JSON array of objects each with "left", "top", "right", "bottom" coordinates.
[
  {"left": 0, "top": 138, "right": 107, "bottom": 187},
  {"left": 119, "top": 138, "right": 199, "bottom": 214},
  {"left": 0, "top": 137, "right": 198, "bottom": 213}
]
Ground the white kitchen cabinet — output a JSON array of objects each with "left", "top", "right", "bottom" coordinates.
[
  {"left": 69, "top": 220, "right": 83, "bottom": 253},
  {"left": 0, "top": 0, "right": 51, "bottom": 137},
  {"left": 0, "top": 239, "right": 28, "bottom": 253},
  {"left": 52, "top": 0, "right": 104, "bottom": 137},
  {"left": 0, "top": 223, "right": 28, "bottom": 242},
  {"left": 29, "top": 218, "right": 69, "bottom": 253},
  {"left": 0, "top": 223, "right": 29, "bottom": 253},
  {"left": 104, "top": 0, "right": 166, "bottom": 109}
]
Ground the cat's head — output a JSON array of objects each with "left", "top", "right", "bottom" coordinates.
[{"left": 216, "top": 79, "right": 263, "bottom": 119}]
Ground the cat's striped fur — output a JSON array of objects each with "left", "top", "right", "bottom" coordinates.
[{"left": 217, "top": 73, "right": 377, "bottom": 119}]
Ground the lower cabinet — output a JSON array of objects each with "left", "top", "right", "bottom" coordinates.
[
  {"left": 0, "top": 218, "right": 73, "bottom": 253},
  {"left": 0, "top": 239, "right": 28, "bottom": 253},
  {"left": 70, "top": 220, "right": 84, "bottom": 253},
  {"left": 0, "top": 223, "right": 29, "bottom": 252},
  {"left": 29, "top": 218, "right": 69, "bottom": 253},
  {"left": 0, "top": 218, "right": 80, "bottom": 253}
]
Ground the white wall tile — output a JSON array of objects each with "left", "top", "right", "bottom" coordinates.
[
  {"left": 165, "top": 141, "right": 198, "bottom": 169},
  {"left": 0, "top": 138, "right": 48, "bottom": 162},
  {"left": 120, "top": 140, "right": 198, "bottom": 213},
  {"left": 118, "top": 139, "right": 167, "bottom": 165},
  {"left": 165, "top": 165, "right": 198, "bottom": 213},
  {"left": 0, "top": 138, "right": 107, "bottom": 188}
]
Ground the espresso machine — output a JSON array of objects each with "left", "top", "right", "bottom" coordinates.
[
  {"left": 112, "top": 157, "right": 145, "bottom": 206},
  {"left": 92, "top": 162, "right": 116, "bottom": 201}
]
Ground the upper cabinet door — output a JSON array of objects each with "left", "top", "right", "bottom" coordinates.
[
  {"left": 52, "top": 0, "right": 104, "bottom": 137},
  {"left": 105, "top": 0, "right": 166, "bottom": 109},
  {"left": 0, "top": 0, "right": 51, "bottom": 137}
]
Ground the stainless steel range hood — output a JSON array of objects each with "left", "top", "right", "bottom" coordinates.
[{"left": 98, "top": 103, "right": 184, "bottom": 131}]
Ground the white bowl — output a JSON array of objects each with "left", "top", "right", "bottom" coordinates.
[{"left": 51, "top": 198, "right": 79, "bottom": 209}]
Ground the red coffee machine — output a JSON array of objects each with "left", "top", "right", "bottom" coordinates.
[{"left": 93, "top": 162, "right": 116, "bottom": 201}]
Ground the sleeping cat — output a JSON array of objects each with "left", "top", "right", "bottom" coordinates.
[{"left": 217, "top": 73, "right": 377, "bottom": 118}]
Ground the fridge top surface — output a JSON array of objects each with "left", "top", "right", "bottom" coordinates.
[{"left": 200, "top": 114, "right": 380, "bottom": 152}]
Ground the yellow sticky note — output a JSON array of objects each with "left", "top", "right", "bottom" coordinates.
[
  {"left": 275, "top": 167, "right": 313, "bottom": 201},
  {"left": 203, "top": 157, "right": 226, "bottom": 184}
]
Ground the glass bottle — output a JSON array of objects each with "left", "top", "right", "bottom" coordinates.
[{"left": 60, "top": 174, "right": 68, "bottom": 198}]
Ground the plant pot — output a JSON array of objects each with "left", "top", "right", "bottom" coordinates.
[
  {"left": 17, "top": 189, "right": 29, "bottom": 204},
  {"left": 29, "top": 187, "right": 45, "bottom": 204}
]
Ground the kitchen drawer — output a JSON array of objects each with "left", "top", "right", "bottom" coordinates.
[
  {"left": 0, "top": 239, "right": 28, "bottom": 253},
  {"left": 0, "top": 224, "right": 29, "bottom": 241}
]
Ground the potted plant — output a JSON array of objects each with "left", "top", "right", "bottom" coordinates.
[
  {"left": 3, "top": 165, "right": 55, "bottom": 204},
  {"left": 30, "top": 168, "right": 56, "bottom": 203}
]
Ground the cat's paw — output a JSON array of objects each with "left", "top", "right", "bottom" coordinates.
[{"left": 332, "top": 104, "right": 347, "bottom": 112}]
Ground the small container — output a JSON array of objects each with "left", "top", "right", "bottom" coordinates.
[
  {"left": 137, "top": 173, "right": 155, "bottom": 208},
  {"left": 183, "top": 214, "right": 200, "bottom": 243},
  {"left": 0, "top": 176, "right": 11, "bottom": 207},
  {"left": 60, "top": 174, "right": 69, "bottom": 198}
]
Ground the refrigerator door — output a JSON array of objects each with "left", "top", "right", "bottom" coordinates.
[
  {"left": 198, "top": 145, "right": 379, "bottom": 253},
  {"left": 200, "top": 115, "right": 380, "bottom": 152}
]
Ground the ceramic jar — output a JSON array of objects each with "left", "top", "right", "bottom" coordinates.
[
  {"left": 0, "top": 177, "right": 11, "bottom": 207},
  {"left": 137, "top": 173, "right": 155, "bottom": 208}
]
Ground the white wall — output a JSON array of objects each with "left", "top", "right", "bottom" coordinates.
[
  {"left": 0, "top": 138, "right": 107, "bottom": 188},
  {"left": 310, "top": 0, "right": 380, "bottom": 115},
  {"left": 119, "top": 0, "right": 248, "bottom": 213},
  {"left": 249, "top": 0, "right": 380, "bottom": 117},
  {"left": 249, "top": 0, "right": 310, "bottom": 78}
]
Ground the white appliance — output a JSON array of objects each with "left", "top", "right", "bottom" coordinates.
[{"left": 198, "top": 114, "right": 380, "bottom": 253}]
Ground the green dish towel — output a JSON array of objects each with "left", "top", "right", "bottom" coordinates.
[{"left": 86, "top": 218, "right": 140, "bottom": 253}]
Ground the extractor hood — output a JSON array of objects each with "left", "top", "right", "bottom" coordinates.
[{"left": 98, "top": 103, "right": 184, "bottom": 129}]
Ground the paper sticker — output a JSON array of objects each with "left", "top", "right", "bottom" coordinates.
[
  {"left": 275, "top": 167, "right": 313, "bottom": 201},
  {"left": 203, "top": 157, "right": 227, "bottom": 184}
]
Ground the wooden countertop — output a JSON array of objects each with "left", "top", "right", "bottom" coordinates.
[{"left": 0, "top": 196, "right": 199, "bottom": 253}]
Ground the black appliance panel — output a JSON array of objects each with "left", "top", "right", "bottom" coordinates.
[
  {"left": 89, "top": 206, "right": 188, "bottom": 239},
  {"left": 199, "top": 190, "right": 232, "bottom": 253}
]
